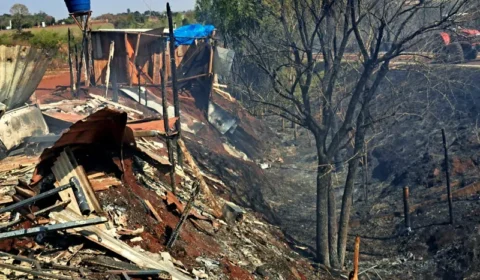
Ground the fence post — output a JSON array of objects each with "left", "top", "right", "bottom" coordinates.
[{"left": 441, "top": 128, "right": 453, "bottom": 224}]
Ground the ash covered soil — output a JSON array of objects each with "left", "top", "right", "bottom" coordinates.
[{"left": 259, "top": 68, "right": 480, "bottom": 280}]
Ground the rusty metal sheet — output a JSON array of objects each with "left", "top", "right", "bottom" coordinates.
[
  {"left": 0, "top": 105, "right": 49, "bottom": 150},
  {"left": 38, "top": 108, "right": 134, "bottom": 163},
  {"left": 0, "top": 45, "right": 50, "bottom": 110}
]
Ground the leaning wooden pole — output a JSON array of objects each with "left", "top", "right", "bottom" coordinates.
[
  {"left": 349, "top": 236, "right": 360, "bottom": 280},
  {"left": 167, "top": 181, "right": 200, "bottom": 249},
  {"left": 403, "top": 186, "right": 411, "bottom": 232},
  {"left": 162, "top": 40, "right": 176, "bottom": 194},
  {"left": 167, "top": 2, "right": 183, "bottom": 166},
  {"left": 105, "top": 41, "right": 115, "bottom": 98},
  {"left": 442, "top": 128, "right": 454, "bottom": 224}
]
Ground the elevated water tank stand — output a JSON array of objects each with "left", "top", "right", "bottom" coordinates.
[{"left": 70, "top": 11, "right": 92, "bottom": 32}]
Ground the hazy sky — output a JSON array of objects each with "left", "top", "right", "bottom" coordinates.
[{"left": 1, "top": 0, "right": 196, "bottom": 19}]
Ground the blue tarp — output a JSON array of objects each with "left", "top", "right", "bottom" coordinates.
[{"left": 172, "top": 24, "right": 215, "bottom": 46}]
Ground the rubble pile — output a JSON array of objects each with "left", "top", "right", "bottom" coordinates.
[{"left": 0, "top": 81, "right": 325, "bottom": 279}]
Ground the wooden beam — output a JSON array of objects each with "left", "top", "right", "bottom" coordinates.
[
  {"left": 167, "top": 3, "right": 183, "bottom": 166},
  {"left": 144, "top": 199, "right": 162, "bottom": 223}
]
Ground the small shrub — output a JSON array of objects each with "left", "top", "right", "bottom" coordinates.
[
  {"left": 12, "top": 31, "right": 34, "bottom": 41},
  {"left": 29, "top": 31, "right": 66, "bottom": 50},
  {"left": 0, "top": 34, "right": 13, "bottom": 46}
]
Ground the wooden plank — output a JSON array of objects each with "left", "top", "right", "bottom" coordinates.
[
  {"left": 87, "top": 172, "right": 106, "bottom": 180},
  {"left": 144, "top": 200, "right": 162, "bottom": 222},
  {"left": 38, "top": 100, "right": 87, "bottom": 110},
  {"left": 213, "top": 87, "right": 234, "bottom": 102},
  {"left": 213, "top": 83, "right": 227, "bottom": 88},
  {"left": 50, "top": 209, "right": 193, "bottom": 280},
  {"left": 90, "top": 177, "right": 122, "bottom": 192},
  {"left": 14, "top": 186, "right": 35, "bottom": 198},
  {"left": 0, "top": 178, "right": 18, "bottom": 186},
  {"left": 0, "top": 196, "right": 13, "bottom": 205},
  {"left": 0, "top": 157, "right": 38, "bottom": 173}
]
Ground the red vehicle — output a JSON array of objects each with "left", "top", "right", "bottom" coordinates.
[{"left": 433, "top": 28, "right": 480, "bottom": 63}]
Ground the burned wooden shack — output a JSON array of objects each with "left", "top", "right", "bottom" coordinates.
[{"left": 91, "top": 27, "right": 214, "bottom": 88}]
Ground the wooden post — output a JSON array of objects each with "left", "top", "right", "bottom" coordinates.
[
  {"left": 67, "top": 28, "right": 75, "bottom": 94},
  {"left": 442, "top": 128, "right": 453, "bottom": 224},
  {"left": 82, "top": 19, "right": 90, "bottom": 88},
  {"left": 87, "top": 29, "right": 93, "bottom": 86},
  {"left": 105, "top": 41, "right": 115, "bottom": 98},
  {"left": 74, "top": 43, "right": 79, "bottom": 77},
  {"left": 403, "top": 186, "right": 411, "bottom": 231},
  {"left": 137, "top": 66, "right": 142, "bottom": 103},
  {"left": 76, "top": 39, "right": 84, "bottom": 98},
  {"left": 349, "top": 236, "right": 360, "bottom": 280},
  {"left": 167, "top": 181, "right": 200, "bottom": 249},
  {"left": 162, "top": 40, "right": 176, "bottom": 194},
  {"left": 167, "top": 2, "right": 183, "bottom": 166}
]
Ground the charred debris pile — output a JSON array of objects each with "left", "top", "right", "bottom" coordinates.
[{"left": 0, "top": 24, "right": 319, "bottom": 280}]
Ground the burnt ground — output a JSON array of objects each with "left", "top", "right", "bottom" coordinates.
[{"left": 258, "top": 67, "right": 480, "bottom": 279}]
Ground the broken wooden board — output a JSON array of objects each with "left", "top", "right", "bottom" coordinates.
[
  {"left": 0, "top": 156, "right": 38, "bottom": 173},
  {"left": 51, "top": 148, "right": 103, "bottom": 215},
  {"left": 50, "top": 209, "right": 193, "bottom": 280},
  {"left": 38, "top": 100, "right": 88, "bottom": 111},
  {"left": 87, "top": 172, "right": 106, "bottom": 180},
  {"left": 144, "top": 199, "right": 162, "bottom": 222},
  {"left": 0, "top": 196, "right": 13, "bottom": 205},
  {"left": 136, "top": 144, "right": 171, "bottom": 166},
  {"left": 90, "top": 177, "right": 122, "bottom": 192}
]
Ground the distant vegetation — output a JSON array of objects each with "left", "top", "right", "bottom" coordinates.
[
  {"left": 96, "top": 10, "right": 196, "bottom": 29},
  {"left": 0, "top": 4, "right": 196, "bottom": 31},
  {"left": 0, "top": 3, "right": 195, "bottom": 52}
]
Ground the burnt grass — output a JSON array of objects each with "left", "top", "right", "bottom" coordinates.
[{"left": 258, "top": 67, "right": 480, "bottom": 279}]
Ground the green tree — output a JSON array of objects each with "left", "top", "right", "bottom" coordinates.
[
  {"left": 10, "top": 3, "right": 30, "bottom": 31},
  {"left": 195, "top": 0, "right": 263, "bottom": 46}
]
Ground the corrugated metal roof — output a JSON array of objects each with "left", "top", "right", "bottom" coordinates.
[{"left": 0, "top": 45, "right": 50, "bottom": 110}]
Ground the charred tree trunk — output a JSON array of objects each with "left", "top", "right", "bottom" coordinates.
[
  {"left": 316, "top": 138, "right": 331, "bottom": 266},
  {"left": 328, "top": 179, "right": 339, "bottom": 268},
  {"left": 337, "top": 111, "right": 366, "bottom": 267}
]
